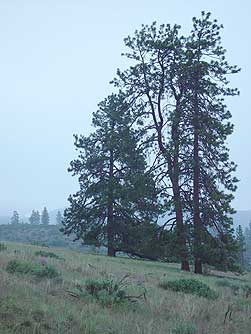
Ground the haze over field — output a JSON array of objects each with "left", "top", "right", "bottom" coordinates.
[{"left": 0, "top": 0, "right": 250, "bottom": 215}]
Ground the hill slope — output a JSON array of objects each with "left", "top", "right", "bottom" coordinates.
[
  {"left": 0, "top": 242, "right": 251, "bottom": 334},
  {"left": 0, "top": 224, "right": 88, "bottom": 251}
]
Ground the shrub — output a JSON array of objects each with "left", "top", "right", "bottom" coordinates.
[
  {"left": 159, "top": 278, "right": 218, "bottom": 300},
  {"left": 6, "top": 259, "right": 60, "bottom": 279},
  {"left": 84, "top": 278, "right": 127, "bottom": 305},
  {"left": 0, "top": 242, "right": 7, "bottom": 251},
  {"left": 35, "top": 250, "right": 62, "bottom": 260},
  {"left": 68, "top": 276, "right": 145, "bottom": 306}
]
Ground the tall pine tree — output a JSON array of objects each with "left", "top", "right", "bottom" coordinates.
[
  {"left": 112, "top": 12, "right": 239, "bottom": 272},
  {"left": 62, "top": 93, "right": 162, "bottom": 257}
]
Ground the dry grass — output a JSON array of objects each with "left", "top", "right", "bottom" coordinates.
[{"left": 0, "top": 241, "right": 250, "bottom": 334}]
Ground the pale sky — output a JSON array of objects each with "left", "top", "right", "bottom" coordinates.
[{"left": 0, "top": 0, "right": 250, "bottom": 215}]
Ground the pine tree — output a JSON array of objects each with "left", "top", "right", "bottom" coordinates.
[
  {"left": 244, "top": 221, "right": 251, "bottom": 268},
  {"left": 56, "top": 211, "right": 63, "bottom": 225},
  {"left": 29, "top": 210, "right": 40, "bottom": 225},
  {"left": 41, "top": 207, "right": 50, "bottom": 225},
  {"left": 179, "top": 12, "right": 239, "bottom": 273},
  {"left": 10, "top": 211, "right": 19, "bottom": 224},
  {"left": 112, "top": 12, "right": 239, "bottom": 272},
  {"left": 112, "top": 22, "right": 191, "bottom": 271},
  {"left": 62, "top": 93, "right": 162, "bottom": 257},
  {"left": 236, "top": 225, "right": 246, "bottom": 270}
]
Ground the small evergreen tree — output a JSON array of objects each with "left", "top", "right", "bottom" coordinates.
[
  {"left": 10, "top": 211, "right": 19, "bottom": 224},
  {"left": 236, "top": 225, "right": 246, "bottom": 270},
  {"left": 29, "top": 210, "right": 40, "bottom": 225},
  {"left": 56, "top": 211, "right": 63, "bottom": 225},
  {"left": 41, "top": 207, "right": 50, "bottom": 225},
  {"left": 244, "top": 221, "right": 251, "bottom": 269}
]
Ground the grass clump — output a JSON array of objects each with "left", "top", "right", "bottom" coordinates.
[
  {"left": 159, "top": 278, "right": 218, "bottom": 300},
  {"left": 35, "top": 250, "right": 62, "bottom": 260},
  {"left": 242, "top": 284, "right": 251, "bottom": 298},
  {"left": 0, "top": 242, "right": 7, "bottom": 251},
  {"left": 216, "top": 279, "right": 241, "bottom": 294},
  {"left": 6, "top": 259, "right": 60, "bottom": 278},
  {"left": 172, "top": 320, "right": 196, "bottom": 334}
]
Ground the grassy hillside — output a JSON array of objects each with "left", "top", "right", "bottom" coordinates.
[
  {"left": 0, "top": 242, "right": 251, "bottom": 334},
  {"left": 0, "top": 224, "right": 88, "bottom": 252}
]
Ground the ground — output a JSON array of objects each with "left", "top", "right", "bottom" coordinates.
[{"left": 0, "top": 242, "right": 250, "bottom": 334}]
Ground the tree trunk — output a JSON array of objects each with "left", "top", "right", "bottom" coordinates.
[
  {"left": 107, "top": 244, "right": 116, "bottom": 257},
  {"left": 173, "top": 176, "right": 190, "bottom": 271},
  {"left": 193, "top": 92, "right": 202, "bottom": 274},
  {"left": 146, "top": 82, "right": 190, "bottom": 271},
  {"left": 107, "top": 148, "right": 115, "bottom": 257},
  {"left": 172, "top": 100, "right": 190, "bottom": 272}
]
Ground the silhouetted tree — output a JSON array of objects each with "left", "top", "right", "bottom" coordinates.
[
  {"left": 10, "top": 211, "right": 19, "bottom": 224},
  {"left": 29, "top": 210, "right": 40, "bottom": 225},
  {"left": 41, "top": 207, "right": 50, "bottom": 225},
  {"left": 236, "top": 225, "right": 245, "bottom": 269},
  {"left": 56, "top": 211, "right": 63, "bottom": 225}
]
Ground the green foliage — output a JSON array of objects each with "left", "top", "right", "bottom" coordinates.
[
  {"left": 63, "top": 92, "right": 163, "bottom": 257},
  {"left": 35, "top": 250, "right": 62, "bottom": 260},
  {"left": 159, "top": 278, "right": 218, "bottom": 300},
  {"left": 0, "top": 242, "right": 7, "bottom": 251},
  {"left": 6, "top": 259, "right": 60, "bottom": 278},
  {"left": 112, "top": 12, "right": 240, "bottom": 272},
  {"left": 84, "top": 278, "right": 127, "bottom": 305}
]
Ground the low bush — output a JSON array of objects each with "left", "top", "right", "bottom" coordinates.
[
  {"left": 35, "top": 250, "right": 62, "bottom": 260},
  {"left": 159, "top": 278, "right": 218, "bottom": 300},
  {"left": 6, "top": 259, "right": 60, "bottom": 279},
  {"left": 85, "top": 278, "right": 127, "bottom": 305}
]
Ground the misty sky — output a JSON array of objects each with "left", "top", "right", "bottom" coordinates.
[{"left": 0, "top": 0, "right": 250, "bottom": 216}]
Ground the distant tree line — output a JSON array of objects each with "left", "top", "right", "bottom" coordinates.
[
  {"left": 62, "top": 12, "right": 242, "bottom": 274},
  {"left": 10, "top": 208, "right": 62, "bottom": 225}
]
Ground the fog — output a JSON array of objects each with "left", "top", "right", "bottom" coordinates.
[{"left": 0, "top": 0, "right": 250, "bottom": 215}]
